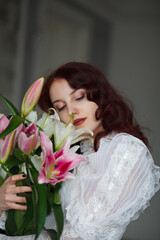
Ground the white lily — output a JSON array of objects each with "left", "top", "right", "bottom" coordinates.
[
  {"left": 26, "top": 111, "right": 56, "bottom": 138},
  {"left": 69, "top": 145, "right": 80, "bottom": 153},
  {"left": 25, "top": 110, "right": 38, "bottom": 123},
  {"left": 31, "top": 154, "right": 43, "bottom": 172},
  {"left": 36, "top": 112, "right": 56, "bottom": 137},
  {"left": 49, "top": 108, "right": 94, "bottom": 151}
]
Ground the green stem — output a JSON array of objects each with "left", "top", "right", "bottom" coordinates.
[
  {"left": 65, "top": 112, "right": 74, "bottom": 128},
  {"left": 1, "top": 164, "right": 12, "bottom": 176}
]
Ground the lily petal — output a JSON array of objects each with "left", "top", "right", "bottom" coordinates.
[
  {"left": 0, "top": 131, "right": 16, "bottom": 163},
  {"left": 25, "top": 110, "right": 38, "bottom": 123},
  {"left": 36, "top": 113, "right": 56, "bottom": 137},
  {"left": 0, "top": 114, "right": 10, "bottom": 134},
  {"left": 31, "top": 154, "right": 43, "bottom": 172}
]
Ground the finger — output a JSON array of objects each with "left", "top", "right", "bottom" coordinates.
[
  {"left": 5, "top": 195, "right": 27, "bottom": 204},
  {"left": 11, "top": 196, "right": 27, "bottom": 204},
  {"left": 9, "top": 174, "right": 27, "bottom": 184},
  {"left": 8, "top": 186, "right": 32, "bottom": 194},
  {"left": 15, "top": 186, "right": 32, "bottom": 194},
  {"left": 5, "top": 202, "right": 28, "bottom": 211}
]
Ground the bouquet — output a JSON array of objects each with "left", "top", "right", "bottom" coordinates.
[{"left": 0, "top": 78, "right": 93, "bottom": 239}]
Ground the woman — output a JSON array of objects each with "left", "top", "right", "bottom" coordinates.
[
  {"left": 38, "top": 62, "right": 160, "bottom": 239},
  {"left": 0, "top": 62, "right": 160, "bottom": 239}
]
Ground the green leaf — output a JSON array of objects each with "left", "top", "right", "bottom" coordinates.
[
  {"left": 53, "top": 190, "right": 61, "bottom": 205},
  {"left": 14, "top": 210, "right": 26, "bottom": 233},
  {"left": 0, "top": 115, "right": 24, "bottom": 139},
  {"left": 0, "top": 176, "right": 4, "bottom": 186},
  {"left": 52, "top": 203, "right": 64, "bottom": 240},
  {"left": 30, "top": 168, "right": 47, "bottom": 239},
  {"left": 53, "top": 183, "right": 62, "bottom": 204},
  {"left": 14, "top": 148, "right": 26, "bottom": 161},
  {"left": 49, "top": 192, "right": 64, "bottom": 240},
  {"left": 5, "top": 210, "right": 17, "bottom": 236},
  {"left": 15, "top": 192, "right": 35, "bottom": 235},
  {"left": 14, "top": 180, "right": 27, "bottom": 234},
  {"left": 16, "top": 172, "right": 36, "bottom": 235},
  {"left": 0, "top": 92, "right": 20, "bottom": 116},
  {"left": 5, "top": 155, "right": 24, "bottom": 170}
]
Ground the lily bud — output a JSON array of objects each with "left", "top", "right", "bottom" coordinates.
[
  {"left": 0, "top": 115, "right": 16, "bottom": 163},
  {"left": 0, "top": 131, "right": 16, "bottom": 164},
  {"left": 18, "top": 123, "right": 38, "bottom": 155},
  {"left": 21, "top": 77, "right": 44, "bottom": 117}
]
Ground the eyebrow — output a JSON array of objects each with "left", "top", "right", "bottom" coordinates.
[{"left": 52, "top": 89, "right": 77, "bottom": 105}]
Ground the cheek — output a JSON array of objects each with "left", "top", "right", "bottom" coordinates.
[
  {"left": 58, "top": 113, "right": 69, "bottom": 124},
  {"left": 89, "top": 104, "right": 98, "bottom": 119}
]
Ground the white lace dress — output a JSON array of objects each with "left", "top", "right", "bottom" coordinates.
[{"left": 0, "top": 133, "right": 160, "bottom": 240}]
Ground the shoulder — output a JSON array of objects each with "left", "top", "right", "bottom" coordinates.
[
  {"left": 83, "top": 133, "right": 152, "bottom": 174},
  {"left": 96, "top": 132, "right": 152, "bottom": 166},
  {"left": 99, "top": 132, "right": 148, "bottom": 151}
]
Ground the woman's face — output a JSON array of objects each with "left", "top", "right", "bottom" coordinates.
[{"left": 49, "top": 78, "right": 103, "bottom": 136}]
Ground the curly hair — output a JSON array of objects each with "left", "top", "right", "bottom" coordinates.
[{"left": 38, "top": 62, "right": 149, "bottom": 151}]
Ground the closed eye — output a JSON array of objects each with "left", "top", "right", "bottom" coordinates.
[
  {"left": 75, "top": 94, "right": 85, "bottom": 101},
  {"left": 57, "top": 105, "right": 66, "bottom": 112}
]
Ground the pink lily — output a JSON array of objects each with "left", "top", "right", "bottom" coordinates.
[
  {"left": 18, "top": 123, "right": 38, "bottom": 155},
  {"left": 21, "top": 77, "right": 44, "bottom": 117},
  {"left": 38, "top": 131, "right": 85, "bottom": 185},
  {"left": 0, "top": 115, "right": 15, "bottom": 163}
]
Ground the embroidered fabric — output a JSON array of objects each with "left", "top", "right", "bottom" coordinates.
[
  {"left": 60, "top": 133, "right": 160, "bottom": 240},
  {"left": 0, "top": 212, "right": 6, "bottom": 230},
  {"left": 0, "top": 231, "right": 51, "bottom": 240}
]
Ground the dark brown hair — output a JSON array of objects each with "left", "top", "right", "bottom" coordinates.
[{"left": 38, "top": 62, "right": 149, "bottom": 150}]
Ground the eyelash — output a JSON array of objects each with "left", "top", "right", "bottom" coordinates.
[
  {"left": 75, "top": 94, "right": 85, "bottom": 101},
  {"left": 57, "top": 93, "right": 85, "bottom": 112},
  {"left": 57, "top": 105, "right": 66, "bottom": 112}
]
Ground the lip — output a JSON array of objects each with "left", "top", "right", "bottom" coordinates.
[{"left": 73, "top": 118, "right": 86, "bottom": 126}]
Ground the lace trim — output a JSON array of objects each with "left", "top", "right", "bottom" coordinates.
[
  {"left": 0, "top": 212, "right": 6, "bottom": 230},
  {"left": 117, "top": 166, "right": 160, "bottom": 225},
  {"left": 62, "top": 223, "right": 125, "bottom": 240},
  {"left": 0, "top": 231, "right": 51, "bottom": 240}
]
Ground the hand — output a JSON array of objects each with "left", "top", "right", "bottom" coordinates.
[{"left": 0, "top": 174, "right": 32, "bottom": 216}]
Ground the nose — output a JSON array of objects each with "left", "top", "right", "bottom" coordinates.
[{"left": 68, "top": 104, "right": 79, "bottom": 116}]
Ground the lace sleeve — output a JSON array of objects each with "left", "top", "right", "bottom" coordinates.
[{"left": 61, "top": 133, "right": 160, "bottom": 240}]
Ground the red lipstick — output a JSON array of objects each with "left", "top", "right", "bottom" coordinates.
[{"left": 73, "top": 118, "right": 86, "bottom": 126}]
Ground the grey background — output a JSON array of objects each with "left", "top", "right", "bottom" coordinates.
[{"left": 0, "top": 0, "right": 160, "bottom": 239}]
